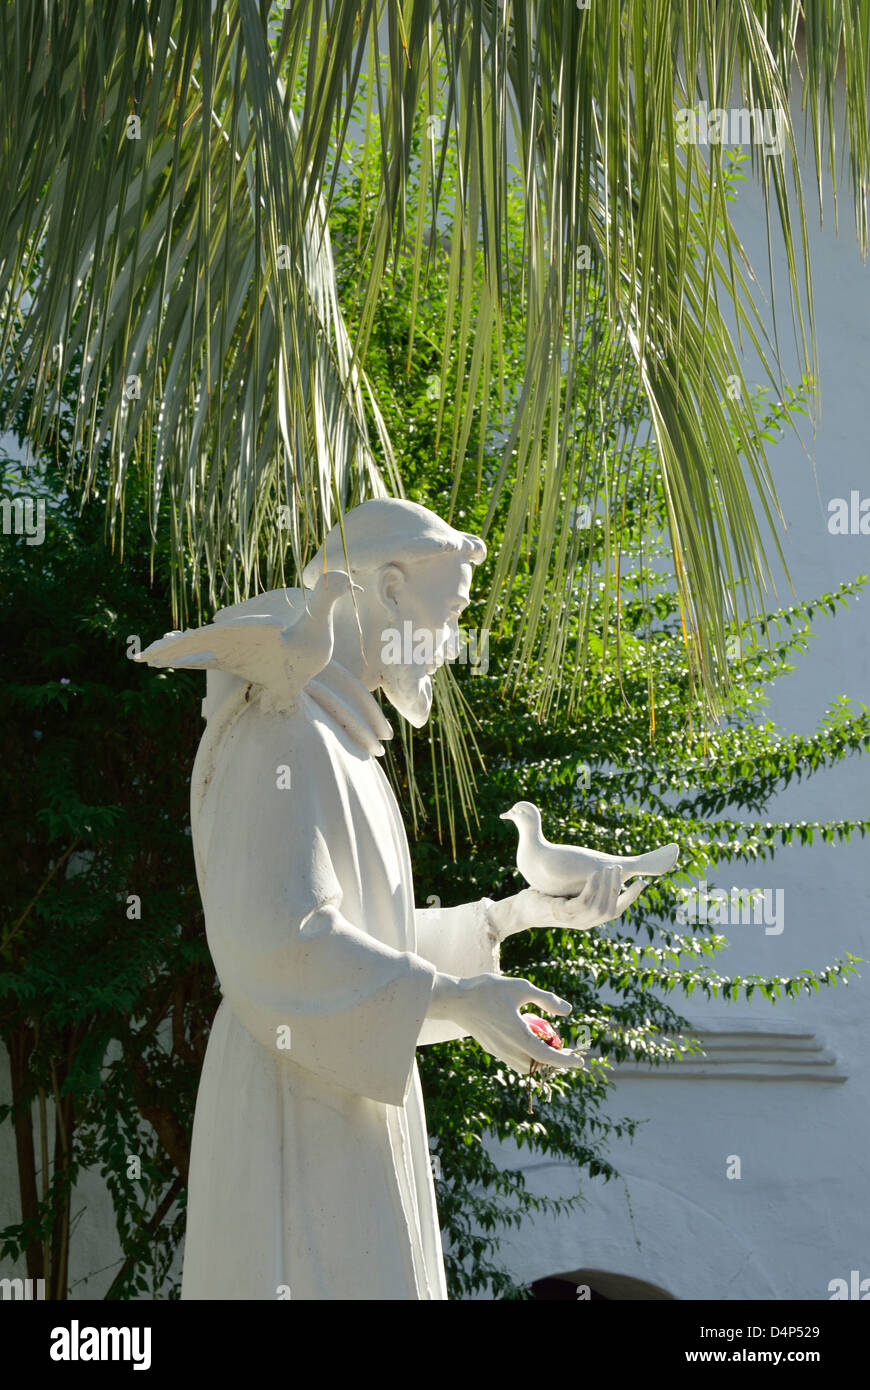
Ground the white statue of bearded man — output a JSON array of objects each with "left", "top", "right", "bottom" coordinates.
[{"left": 138, "top": 498, "right": 643, "bottom": 1299}]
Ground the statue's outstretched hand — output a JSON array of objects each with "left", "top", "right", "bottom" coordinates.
[
  {"left": 427, "top": 972, "right": 586, "bottom": 1076},
  {"left": 487, "top": 869, "right": 648, "bottom": 942}
]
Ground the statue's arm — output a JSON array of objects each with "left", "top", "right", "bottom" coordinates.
[
  {"left": 203, "top": 811, "right": 439, "bottom": 1107},
  {"left": 414, "top": 900, "right": 501, "bottom": 1046},
  {"left": 413, "top": 881, "right": 631, "bottom": 1046}
]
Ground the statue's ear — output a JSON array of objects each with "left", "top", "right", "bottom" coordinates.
[{"left": 376, "top": 563, "right": 406, "bottom": 614}]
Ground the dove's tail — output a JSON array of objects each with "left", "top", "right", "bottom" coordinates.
[{"left": 620, "top": 843, "right": 679, "bottom": 878}]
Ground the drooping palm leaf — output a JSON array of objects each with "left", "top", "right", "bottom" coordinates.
[
  {"left": 1, "top": 1, "right": 868, "bottom": 731},
  {"left": 0, "top": 0, "right": 396, "bottom": 622}
]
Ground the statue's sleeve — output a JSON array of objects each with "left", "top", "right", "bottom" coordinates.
[
  {"left": 414, "top": 901, "right": 502, "bottom": 1046},
  {"left": 198, "top": 725, "right": 437, "bottom": 1108}
]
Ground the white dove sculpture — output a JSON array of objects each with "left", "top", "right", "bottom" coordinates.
[
  {"left": 133, "top": 569, "right": 357, "bottom": 711},
  {"left": 500, "top": 801, "right": 679, "bottom": 896}
]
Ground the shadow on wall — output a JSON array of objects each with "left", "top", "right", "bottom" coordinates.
[{"left": 526, "top": 1269, "right": 676, "bottom": 1300}]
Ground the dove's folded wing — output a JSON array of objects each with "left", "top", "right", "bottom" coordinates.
[
  {"left": 135, "top": 614, "right": 291, "bottom": 693},
  {"left": 136, "top": 573, "right": 351, "bottom": 708}
]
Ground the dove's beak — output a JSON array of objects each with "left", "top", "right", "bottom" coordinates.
[{"left": 499, "top": 810, "right": 513, "bottom": 821}]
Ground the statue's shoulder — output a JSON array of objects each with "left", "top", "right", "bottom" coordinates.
[
  {"left": 197, "top": 662, "right": 387, "bottom": 778},
  {"left": 191, "top": 681, "right": 339, "bottom": 844},
  {"left": 200, "top": 677, "right": 325, "bottom": 749}
]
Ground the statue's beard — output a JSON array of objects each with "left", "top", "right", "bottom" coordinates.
[{"left": 379, "top": 662, "right": 433, "bottom": 728}]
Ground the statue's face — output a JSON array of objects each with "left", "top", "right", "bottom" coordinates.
[{"left": 372, "top": 553, "right": 474, "bottom": 727}]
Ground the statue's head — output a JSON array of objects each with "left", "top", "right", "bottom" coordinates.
[{"left": 302, "top": 499, "right": 486, "bottom": 727}]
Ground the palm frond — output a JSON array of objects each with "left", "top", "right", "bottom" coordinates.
[
  {"left": 0, "top": 0, "right": 394, "bottom": 620},
  {"left": 1, "top": 0, "right": 868, "bottom": 764}
]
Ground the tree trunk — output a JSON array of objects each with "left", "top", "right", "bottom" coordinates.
[
  {"left": 49, "top": 1083, "right": 74, "bottom": 1300},
  {"left": 6, "top": 1026, "right": 43, "bottom": 1281}
]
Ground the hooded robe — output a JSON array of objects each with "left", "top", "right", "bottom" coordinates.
[{"left": 180, "top": 659, "right": 502, "bottom": 1300}]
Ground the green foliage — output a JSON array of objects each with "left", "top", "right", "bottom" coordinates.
[{"left": 0, "top": 449, "right": 216, "bottom": 1299}]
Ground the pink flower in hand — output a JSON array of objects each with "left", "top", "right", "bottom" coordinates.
[
  {"left": 523, "top": 1014, "right": 563, "bottom": 1050},
  {"left": 522, "top": 1014, "right": 564, "bottom": 1115}
]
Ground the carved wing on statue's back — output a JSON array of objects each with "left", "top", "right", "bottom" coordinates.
[{"left": 135, "top": 570, "right": 354, "bottom": 710}]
